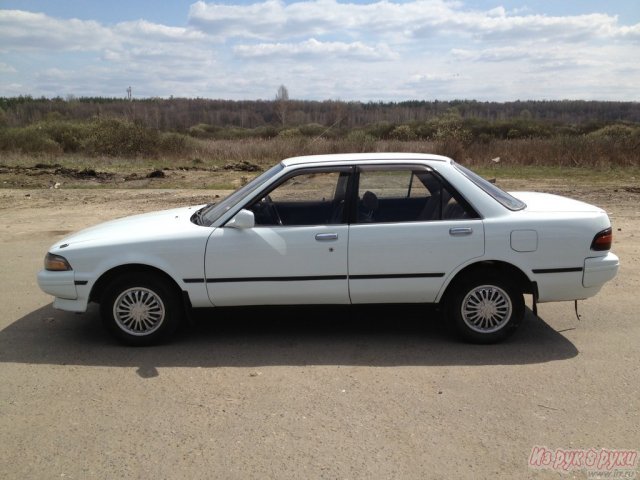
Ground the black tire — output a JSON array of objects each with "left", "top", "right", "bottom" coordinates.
[
  {"left": 446, "top": 273, "right": 524, "bottom": 344},
  {"left": 100, "top": 273, "right": 182, "bottom": 346}
]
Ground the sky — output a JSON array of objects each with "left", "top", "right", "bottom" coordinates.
[{"left": 0, "top": 0, "right": 639, "bottom": 101}]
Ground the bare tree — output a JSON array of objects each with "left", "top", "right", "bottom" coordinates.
[{"left": 275, "top": 85, "right": 289, "bottom": 126}]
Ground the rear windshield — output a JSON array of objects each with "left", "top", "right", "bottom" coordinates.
[{"left": 454, "top": 163, "right": 526, "bottom": 211}]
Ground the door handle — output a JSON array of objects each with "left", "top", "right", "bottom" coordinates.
[
  {"left": 449, "top": 227, "right": 473, "bottom": 236},
  {"left": 315, "top": 233, "right": 338, "bottom": 241}
]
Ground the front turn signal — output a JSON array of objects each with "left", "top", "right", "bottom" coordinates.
[{"left": 44, "top": 253, "right": 72, "bottom": 271}]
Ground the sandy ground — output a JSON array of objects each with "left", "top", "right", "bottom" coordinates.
[{"left": 0, "top": 184, "right": 639, "bottom": 479}]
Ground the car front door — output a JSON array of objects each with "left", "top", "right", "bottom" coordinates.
[
  {"left": 347, "top": 166, "right": 485, "bottom": 304},
  {"left": 204, "top": 168, "right": 351, "bottom": 306}
]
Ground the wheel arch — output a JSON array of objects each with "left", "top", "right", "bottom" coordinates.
[
  {"left": 438, "top": 260, "right": 536, "bottom": 305},
  {"left": 89, "top": 264, "right": 185, "bottom": 305}
]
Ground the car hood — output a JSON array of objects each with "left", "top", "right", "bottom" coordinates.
[
  {"left": 509, "top": 192, "right": 604, "bottom": 213},
  {"left": 52, "top": 205, "right": 207, "bottom": 249}
]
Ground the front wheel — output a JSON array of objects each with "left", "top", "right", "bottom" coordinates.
[
  {"left": 100, "top": 273, "right": 182, "bottom": 346},
  {"left": 447, "top": 275, "right": 524, "bottom": 343}
]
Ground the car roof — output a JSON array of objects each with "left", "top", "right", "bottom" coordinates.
[{"left": 280, "top": 152, "right": 453, "bottom": 167}]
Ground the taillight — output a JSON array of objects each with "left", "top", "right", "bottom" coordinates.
[{"left": 591, "top": 227, "right": 612, "bottom": 251}]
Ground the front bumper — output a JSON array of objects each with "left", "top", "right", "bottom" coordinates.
[
  {"left": 37, "top": 270, "right": 89, "bottom": 312},
  {"left": 37, "top": 270, "right": 77, "bottom": 299}
]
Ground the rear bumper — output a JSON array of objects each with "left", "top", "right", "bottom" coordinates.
[
  {"left": 535, "top": 252, "right": 619, "bottom": 303},
  {"left": 583, "top": 252, "right": 619, "bottom": 288}
]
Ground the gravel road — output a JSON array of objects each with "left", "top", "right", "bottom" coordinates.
[{"left": 0, "top": 186, "right": 638, "bottom": 479}]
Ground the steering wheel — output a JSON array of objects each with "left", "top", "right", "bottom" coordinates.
[{"left": 263, "top": 195, "right": 283, "bottom": 226}]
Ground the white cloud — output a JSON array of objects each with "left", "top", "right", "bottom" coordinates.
[
  {"left": 409, "top": 72, "right": 463, "bottom": 84},
  {"left": 188, "top": 0, "right": 639, "bottom": 44},
  {"left": 0, "top": 10, "right": 209, "bottom": 53},
  {"left": 0, "top": 62, "right": 17, "bottom": 74},
  {"left": 188, "top": 0, "right": 467, "bottom": 40},
  {"left": 456, "top": 13, "right": 620, "bottom": 43},
  {"left": 113, "top": 20, "right": 208, "bottom": 43},
  {"left": 451, "top": 44, "right": 618, "bottom": 72},
  {"left": 0, "top": 10, "right": 114, "bottom": 51},
  {"left": 233, "top": 38, "right": 396, "bottom": 61},
  {"left": 615, "top": 23, "right": 640, "bottom": 42},
  {"left": 451, "top": 47, "right": 525, "bottom": 63}
]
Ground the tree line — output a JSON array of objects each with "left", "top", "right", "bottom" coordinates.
[{"left": 1, "top": 96, "right": 639, "bottom": 131}]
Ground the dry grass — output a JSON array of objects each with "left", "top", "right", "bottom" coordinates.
[
  {"left": 188, "top": 137, "right": 640, "bottom": 169},
  {"left": 2, "top": 136, "right": 638, "bottom": 190}
]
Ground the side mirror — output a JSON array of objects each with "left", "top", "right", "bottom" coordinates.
[{"left": 227, "top": 209, "right": 255, "bottom": 229}]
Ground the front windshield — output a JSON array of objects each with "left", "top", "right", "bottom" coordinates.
[
  {"left": 200, "top": 163, "right": 284, "bottom": 226},
  {"left": 454, "top": 163, "right": 526, "bottom": 211}
]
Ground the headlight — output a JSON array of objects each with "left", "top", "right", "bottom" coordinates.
[{"left": 44, "top": 253, "right": 72, "bottom": 271}]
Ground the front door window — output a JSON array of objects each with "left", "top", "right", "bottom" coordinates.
[{"left": 249, "top": 170, "right": 349, "bottom": 226}]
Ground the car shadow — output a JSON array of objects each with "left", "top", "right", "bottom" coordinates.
[{"left": 0, "top": 303, "right": 578, "bottom": 368}]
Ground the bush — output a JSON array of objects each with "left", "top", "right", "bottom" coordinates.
[
  {"left": 251, "top": 126, "right": 279, "bottom": 139},
  {"left": 390, "top": 125, "right": 417, "bottom": 141},
  {"left": 277, "top": 128, "right": 302, "bottom": 138},
  {"left": 298, "top": 123, "right": 326, "bottom": 137},
  {"left": 434, "top": 122, "right": 472, "bottom": 144},
  {"left": 159, "top": 132, "right": 193, "bottom": 154},
  {"left": 0, "top": 125, "right": 62, "bottom": 154},
  {"left": 83, "top": 118, "right": 159, "bottom": 156},
  {"left": 506, "top": 129, "right": 522, "bottom": 139},
  {"left": 345, "top": 130, "right": 377, "bottom": 151},
  {"left": 587, "top": 124, "right": 638, "bottom": 139},
  {"left": 212, "top": 127, "right": 253, "bottom": 140},
  {"left": 39, "top": 120, "right": 88, "bottom": 152},
  {"left": 188, "top": 124, "right": 217, "bottom": 138},
  {"left": 414, "top": 121, "right": 438, "bottom": 139},
  {"left": 365, "top": 121, "right": 395, "bottom": 140}
]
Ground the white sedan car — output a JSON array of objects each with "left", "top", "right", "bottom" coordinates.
[{"left": 38, "top": 153, "right": 619, "bottom": 345}]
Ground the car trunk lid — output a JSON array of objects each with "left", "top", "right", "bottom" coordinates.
[{"left": 509, "top": 192, "right": 604, "bottom": 213}]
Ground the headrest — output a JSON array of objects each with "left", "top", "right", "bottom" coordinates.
[{"left": 362, "top": 190, "right": 379, "bottom": 210}]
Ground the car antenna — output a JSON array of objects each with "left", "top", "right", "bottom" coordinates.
[{"left": 302, "top": 113, "right": 348, "bottom": 152}]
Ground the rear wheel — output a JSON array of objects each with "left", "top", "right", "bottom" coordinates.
[
  {"left": 447, "top": 274, "right": 524, "bottom": 343},
  {"left": 100, "top": 273, "right": 182, "bottom": 346}
]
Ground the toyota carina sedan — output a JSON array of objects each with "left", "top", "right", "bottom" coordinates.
[{"left": 38, "top": 153, "right": 619, "bottom": 345}]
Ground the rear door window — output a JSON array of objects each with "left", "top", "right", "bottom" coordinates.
[{"left": 355, "top": 167, "right": 477, "bottom": 223}]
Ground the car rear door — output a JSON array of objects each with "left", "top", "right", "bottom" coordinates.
[{"left": 347, "top": 165, "right": 485, "bottom": 303}]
